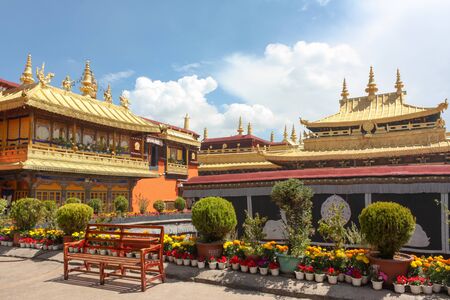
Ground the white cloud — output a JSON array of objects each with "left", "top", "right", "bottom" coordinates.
[
  {"left": 315, "top": 0, "right": 330, "bottom": 6},
  {"left": 100, "top": 70, "right": 135, "bottom": 85},
  {"left": 172, "top": 63, "right": 201, "bottom": 73}
]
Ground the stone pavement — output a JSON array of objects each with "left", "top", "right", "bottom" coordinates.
[{"left": 0, "top": 246, "right": 448, "bottom": 300}]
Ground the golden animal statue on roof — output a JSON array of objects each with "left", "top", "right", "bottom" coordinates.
[
  {"left": 62, "top": 75, "right": 75, "bottom": 92},
  {"left": 36, "top": 63, "right": 54, "bottom": 87},
  {"left": 119, "top": 94, "right": 130, "bottom": 109}
]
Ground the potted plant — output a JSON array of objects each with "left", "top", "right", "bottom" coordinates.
[
  {"left": 327, "top": 267, "right": 339, "bottom": 285},
  {"left": 351, "top": 268, "right": 362, "bottom": 287},
  {"left": 422, "top": 278, "right": 433, "bottom": 295},
  {"left": 208, "top": 256, "right": 217, "bottom": 269},
  {"left": 258, "top": 258, "right": 269, "bottom": 275},
  {"left": 359, "top": 202, "right": 415, "bottom": 283},
  {"left": 230, "top": 255, "right": 240, "bottom": 270},
  {"left": 240, "top": 258, "right": 249, "bottom": 273},
  {"left": 295, "top": 263, "right": 305, "bottom": 280},
  {"left": 167, "top": 250, "right": 174, "bottom": 262},
  {"left": 175, "top": 251, "right": 183, "bottom": 265},
  {"left": 248, "top": 259, "right": 258, "bottom": 274},
  {"left": 408, "top": 276, "right": 424, "bottom": 294},
  {"left": 55, "top": 203, "right": 93, "bottom": 241},
  {"left": 197, "top": 256, "right": 206, "bottom": 269},
  {"left": 192, "top": 197, "right": 237, "bottom": 258},
  {"left": 217, "top": 256, "right": 227, "bottom": 270},
  {"left": 428, "top": 258, "right": 445, "bottom": 293},
  {"left": 190, "top": 254, "right": 198, "bottom": 267},
  {"left": 393, "top": 275, "right": 407, "bottom": 293},
  {"left": 182, "top": 252, "right": 191, "bottom": 266},
  {"left": 315, "top": 268, "right": 326, "bottom": 283},
  {"left": 10, "top": 198, "right": 44, "bottom": 245},
  {"left": 304, "top": 265, "right": 315, "bottom": 281},
  {"left": 269, "top": 261, "right": 280, "bottom": 276},
  {"left": 271, "top": 179, "right": 314, "bottom": 274},
  {"left": 371, "top": 269, "right": 387, "bottom": 290}
]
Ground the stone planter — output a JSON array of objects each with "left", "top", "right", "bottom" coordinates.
[
  {"left": 315, "top": 273, "right": 325, "bottom": 283},
  {"left": 410, "top": 285, "right": 421, "bottom": 295},
  {"left": 371, "top": 280, "right": 383, "bottom": 290},
  {"left": 393, "top": 283, "right": 406, "bottom": 294},
  {"left": 294, "top": 271, "right": 305, "bottom": 280},
  {"left": 367, "top": 252, "right": 413, "bottom": 284},
  {"left": 305, "top": 273, "right": 314, "bottom": 281},
  {"left": 328, "top": 275, "right": 338, "bottom": 285},
  {"left": 196, "top": 241, "right": 223, "bottom": 258},
  {"left": 276, "top": 253, "right": 301, "bottom": 274}
]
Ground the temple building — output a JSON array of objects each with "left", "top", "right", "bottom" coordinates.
[
  {"left": 185, "top": 67, "right": 450, "bottom": 253},
  {"left": 0, "top": 55, "right": 200, "bottom": 212}
]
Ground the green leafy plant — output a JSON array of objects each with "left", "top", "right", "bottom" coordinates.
[
  {"left": 191, "top": 197, "right": 237, "bottom": 243},
  {"left": 10, "top": 198, "right": 44, "bottom": 231},
  {"left": 0, "top": 199, "right": 7, "bottom": 215},
  {"left": 174, "top": 197, "right": 186, "bottom": 211},
  {"left": 318, "top": 202, "right": 347, "bottom": 250},
  {"left": 137, "top": 194, "right": 150, "bottom": 214},
  {"left": 271, "top": 179, "right": 314, "bottom": 257},
  {"left": 113, "top": 195, "right": 129, "bottom": 214},
  {"left": 345, "top": 222, "right": 365, "bottom": 246},
  {"left": 55, "top": 203, "right": 93, "bottom": 235},
  {"left": 153, "top": 200, "right": 165, "bottom": 213},
  {"left": 42, "top": 200, "right": 58, "bottom": 228},
  {"left": 87, "top": 198, "right": 103, "bottom": 214},
  {"left": 65, "top": 197, "right": 81, "bottom": 204},
  {"left": 359, "top": 201, "right": 415, "bottom": 259},
  {"left": 242, "top": 210, "right": 267, "bottom": 247}
]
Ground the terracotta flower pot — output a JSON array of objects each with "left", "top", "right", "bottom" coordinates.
[
  {"left": 196, "top": 241, "right": 223, "bottom": 258},
  {"left": 367, "top": 252, "right": 413, "bottom": 284}
]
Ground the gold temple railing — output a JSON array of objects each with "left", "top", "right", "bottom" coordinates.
[{"left": 166, "top": 162, "right": 188, "bottom": 175}]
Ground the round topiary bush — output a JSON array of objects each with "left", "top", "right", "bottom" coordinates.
[
  {"left": 42, "top": 200, "right": 58, "bottom": 228},
  {"left": 65, "top": 197, "right": 81, "bottom": 204},
  {"left": 359, "top": 201, "right": 415, "bottom": 259},
  {"left": 56, "top": 203, "right": 93, "bottom": 235},
  {"left": 153, "top": 200, "right": 165, "bottom": 213},
  {"left": 10, "top": 198, "right": 43, "bottom": 231},
  {"left": 191, "top": 197, "right": 237, "bottom": 242},
  {"left": 174, "top": 197, "right": 186, "bottom": 211},
  {"left": 87, "top": 198, "right": 103, "bottom": 214},
  {"left": 113, "top": 196, "right": 129, "bottom": 213}
]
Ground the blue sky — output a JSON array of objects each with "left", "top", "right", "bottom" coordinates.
[{"left": 2, "top": 0, "right": 450, "bottom": 138}]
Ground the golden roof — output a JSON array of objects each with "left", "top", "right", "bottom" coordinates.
[
  {"left": 301, "top": 92, "right": 448, "bottom": 128},
  {"left": 199, "top": 161, "right": 280, "bottom": 172},
  {"left": 0, "top": 82, "right": 160, "bottom": 133}
]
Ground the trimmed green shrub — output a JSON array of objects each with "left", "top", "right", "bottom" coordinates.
[
  {"left": 10, "top": 198, "right": 43, "bottom": 231},
  {"left": 0, "top": 199, "right": 7, "bottom": 215},
  {"left": 56, "top": 203, "right": 93, "bottom": 235},
  {"left": 113, "top": 196, "right": 129, "bottom": 213},
  {"left": 359, "top": 201, "right": 415, "bottom": 259},
  {"left": 174, "top": 197, "right": 186, "bottom": 211},
  {"left": 87, "top": 198, "right": 103, "bottom": 214},
  {"left": 65, "top": 197, "right": 81, "bottom": 204},
  {"left": 42, "top": 200, "right": 58, "bottom": 228},
  {"left": 153, "top": 200, "right": 165, "bottom": 213},
  {"left": 271, "top": 179, "right": 314, "bottom": 256},
  {"left": 191, "top": 197, "right": 237, "bottom": 242}
]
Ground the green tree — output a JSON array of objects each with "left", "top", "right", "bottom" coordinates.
[
  {"left": 87, "top": 198, "right": 103, "bottom": 214},
  {"left": 242, "top": 210, "right": 267, "bottom": 247},
  {"left": 113, "top": 196, "right": 129, "bottom": 214},
  {"left": 10, "top": 198, "right": 44, "bottom": 231},
  {"left": 174, "top": 197, "right": 186, "bottom": 211},
  {"left": 56, "top": 203, "right": 93, "bottom": 235},
  {"left": 153, "top": 200, "right": 165, "bottom": 213}
]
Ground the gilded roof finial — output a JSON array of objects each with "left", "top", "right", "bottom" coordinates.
[
  {"left": 184, "top": 113, "right": 190, "bottom": 130},
  {"left": 270, "top": 131, "right": 274, "bottom": 142},
  {"left": 80, "top": 60, "right": 94, "bottom": 97},
  {"left": 291, "top": 125, "right": 297, "bottom": 143},
  {"left": 237, "top": 116, "right": 244, "bottom": 135},
  {"left": 90, "top": 70, "right": 98, "bottom": 98},
  {"left": 341, "top": 78, "right": 349, "bottom": 100},
  {"left": 203, "top": 127, "right": 208, "bottom": 140},
  {"left": 365, "top": 66, "right": 378, "bottom": 96},
  {"left": 247, "top": 122, "right": 253, "bottom": 135},
  {"left": 62, "top": 75, "right": 74, "bottom": 92},
  {"left": 282, "top": 125, "right": 288, "bottom": 142},
  {"left": 395, "top": 68, "right": 404, "bottom": 96},
  {"left": 35, "top": 63, "right": 54, "bottom": 87},
  {"left": 119, "top": 94, "right": 130, "bottom": 109},
  {"left": 20, "top": 54, "right": 35, "bottom": 85},
  {"left": 103, "top": 84, "right": 112, "bottom": 103}
]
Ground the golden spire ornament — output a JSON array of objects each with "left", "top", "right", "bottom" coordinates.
[
  {"left": 270, "top": 131, "right": 274, "bottom": 142},
  {"left": 237, "top": 116, "right": 244, "bottom": 135},
  {"left": 291, "top": 125, "right": 297, "bottom": 143},
  {"left": 62, "top": 75, "right": 74, "bottom": 92},
  {"left": 184, "top": 113, "right": 190, "bottom": 130},
  {"left": 103, "top": 84, "right": 112, "bottom": 103},
  {"left": 341, "top": 78, "right": 349, "bottom": 100},
  {"left": 247, "top": 122, "right": 253, "bottom": 135},
  {"left": 90, "top": 70, "right": 98, "bottom": 98},
  {"left": 119, "top": 94, "right": 130, "bottom": 109},
  {"left": 20, "top": 54, "right": 35, "bottom": 85},
  {"left": 395, "top": 68, "right": 404, "bottom": 96},
  {"left": 282, "top": 125, "right": 288, "bottom": 142},
  {"left": 80, "top": 60, "right": 94, "bottom": 97},
  {"left": 365, "top": 66, "right": 378, "bottom": 96},
  {"left": 203, "top": 127, "right": 208, "bottom": 140}
]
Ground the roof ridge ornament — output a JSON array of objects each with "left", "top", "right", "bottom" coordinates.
[
  {"left": 341, "top": 78, "right": 349, "bottom": 100},
  {"left": 237, "top": 116, "right": 244, "bottom": 135},
  {"left": 90, "top": 70, "right": 98, "bottom": 98},
  {"left": 103, "top": 84, "right": 112, "bottom": 103},
  {"left": 20, "top": 54, "right": 35, "bottom": 85},
  {"left": 282, "top": 125, "right": 288, "bottom": 142},
  {"left": 184, "top": 113, "right": 190, "bottom": 130},
  {"left": 36, "top": 63, "right": 54, "bottom": 87},
  {"left": 119, "top": 94, "right": 130, "bottom": 109},
  {"left": 395, "top": 68, "right": 404, "bottom": 97},
  {"left": 270, "top": 131, "right": 274, "bottom": 142},
  {"left": 291, "top": 124, "right": 297, "bottom": 143},
  {"left": 62, "top": 75, "right": 74, "bottom": 92},
  {"left": 80, "top": 60, "right": 94, "bottom": 97},
  {"left": 365, "top": 66, "right": 378, "bottom": 97},
  {"left": 247, "top": 122, "right": 252, "bottom": 135}
]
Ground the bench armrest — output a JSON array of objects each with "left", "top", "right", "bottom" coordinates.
[
  {"left": 64, "top": 241, "right": 83, "bottom": 248},
  {"left": 141, "top": 244, "right": 161, "bottom": 254}
]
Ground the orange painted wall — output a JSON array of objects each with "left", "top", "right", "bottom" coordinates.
[{"left": 132, "top": 161, "right": 198, "bottom": 212}]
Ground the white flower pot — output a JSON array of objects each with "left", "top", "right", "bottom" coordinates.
[
  {"left": 422, "top": 285, "right": 433, "bottom": 295},
  {"left": 371, "top": 280, "right": 383, "bottom": 290},
  {"left": 20, "top": 243, "right": 25, "bottom": 248},
  {"left": 410, "top": 285, "right": 421, "bottom": 295},
  {"left": 259, "top": 267, "right": 268, "bottom": 276},
  {"left": 168, "top": 256, "right": 174, "bottom": 262},
  {"left": 393, "top": 283, "right": 406, "bottom": 294},
  {"left": 135, "top": 253, "right": 141, "bottom": 259},
  {"left": 191, "top": 259, "right": 198, "bottom": 267},
  {"left": 344, "top": 274, "right": 352, "bottom": 283},
  {"left": 99, "top": 249, "right": 106, "bottom": 255},
  {"left": 111, "top": 251, "right": 118, "bottom": 257},
  {"left": 151, "top": 253, "right": 158, "bottom": 260},
  {"left": 126, "top": 252, "right": 133, "bottom": 258},
  {"left": 351, "top": 277, "right": 362, "bottom": 287},
  {"left": 197, "top": 261, "right": 205, "bottom": 269},
  {"left": 338, "top": 273, "right": 345, "bottom": 282},
  {"left": 295, "top": 271, "right": 305, "bottom": 280},
  {"left": 432, "top": 283, "right": 442, "bottom": 293},
  {"left": 34, "top": 244, "right": 41, "bottom": 249},
  {"left": 89, "top": 249, "right": 96, "bottom": 255},
  {"left": 73, "top": 247, "right": 79, "bottom": 253},
  {"left": 52, "top": 245, "right": 59, "bottom": 251},
  {"left": 249, "top": 266, "right": 258, "bottom": 274},
  {"left": 43, "top": 245, "right": 48, "bottom": 250},
  {"left": 328, "top": 275, "right": 338, "bottom": 285},
  {"left": 218, "top": 262, "right": 226, "bottom": 270},
  {"left": 68, "top": 247, "right": 74, "bottom": 252},
  {"left": 315, "top": 273, "right": 325, "bottom": 283},
  {"left": 240, "top": 265, "right": 248, "bottom": 273},
  {"left": 209, "top": 262, "right": 217, "bottom": 269},
  {"left": 25, "top": 243, "right": 30, "bottom": 248},
  {"left": 176, "top": 258, "right": 183, "bottom": 265},
  {"left": 270, "top": 268, "right": 279, "bottom": 276},
  {"left": 447, "top": 285, "right": 450, "bottom": 295},
  {"left": 183, "top": 259, "right": 191, "bottom": 266},
  {"left": 231, "top": 263, "right": 240, "bottom": 270},
  {"left": 163, "top": 255, "right": 166, "bottom": 261},
  {"left": 0, "top": 241, "right": 5, "bottom": 246},
  {"left": 7, "top": 241, "right": 13, "bottom": 247},
  {"left": 305, "top": 273, "right": 314, "bottom": 281},
  {"left": 362, "top": 275, "right": 369, "bottom": 285}
]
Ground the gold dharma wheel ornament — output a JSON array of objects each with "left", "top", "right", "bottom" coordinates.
[{"left": 362, "top": 121, "right": 376, "bottom": 134}]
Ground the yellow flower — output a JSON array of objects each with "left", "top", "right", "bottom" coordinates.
[{"left": 411, "top": 261, "right": 417, "bottom": 268}]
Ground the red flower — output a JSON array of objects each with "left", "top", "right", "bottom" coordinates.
[
  {"left": 247, "top": 259, "right": 257, "bottom": 268},
  {"left": 327, "top": 267, "right": 338, "bottom": 275},
  {"left": 269, "top": 261, "right": 280, "bottom": 270},
  {"left": 197, "top": 256, "right": 206, "bottom": 262},
  {"left": 394, "top": 275, "right": 407, "bottom": 285},
  {"left": 230, "top": 255, "right": 240, "bottom": 264},
  {"left": 240, "top": 259, "right": 249, "bottom": 266},
  {"left": 217, "top": 256, "right": 227, "bottom": 263},
  {"left": 181, "top": 252, "right": 189, "bottom": 259},
  {"left": 304, "top": 265, "right": 314, "bottom": 273},
  {"left": 351, "top": 268, "right": 362, "bottom": 279}
]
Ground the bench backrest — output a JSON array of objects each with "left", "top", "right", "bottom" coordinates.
[{"left": 82, "top": 223, "right": 164, "bottom": 254}]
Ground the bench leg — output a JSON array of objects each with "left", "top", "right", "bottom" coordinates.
[
  {"left": 159, "top": 249, "right": 165, "bottom": 282},
  {"left": 100, "top": 263, "right": 105, "bottom": 285},
  {"left": 64, "top": 259, "right": 69, "bottom": 280},
  {"left": 84, "top": 262, "right": 91, "bottom": 271},
  {"left": 141, "top": 263, "right": 146, "bottom": 292}
]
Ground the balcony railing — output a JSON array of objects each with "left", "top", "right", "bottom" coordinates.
[{"left": 166, "top": 162, "right": 188, "bottom": 175}]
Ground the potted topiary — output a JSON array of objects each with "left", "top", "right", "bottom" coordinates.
[
  {"left": 153, "top": 200, "right": 165, "bottom": 213},
  {"left": 10, "top": 198, "right": 43, "bottom": 245},
  {"left": 113, "top": 196, "right": 129, "bottom": 215},
  {"left": 65, "top": 197, "right": 81, "bottom": 204},
  {"left": 359, "top": 202, "right": 415, "bottom": 284},
  {"left": 55, "top": 203, "right": 93, "bottom": 242},
  {"left": 174, "top": 197, "right": 186, "bottom": 212},
  {"left": 191, "top": 197, "right": 237, "bottom": 258},
  {"left": 270, "top": 179, "right": 314, "bottom": 274},
  {"left": 87, "top": 198, "right": 103, "bottom": 215}
]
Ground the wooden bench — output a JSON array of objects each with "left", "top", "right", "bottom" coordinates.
[{"left": 63, "top": 223, "right": 165, "bottom": 291}]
